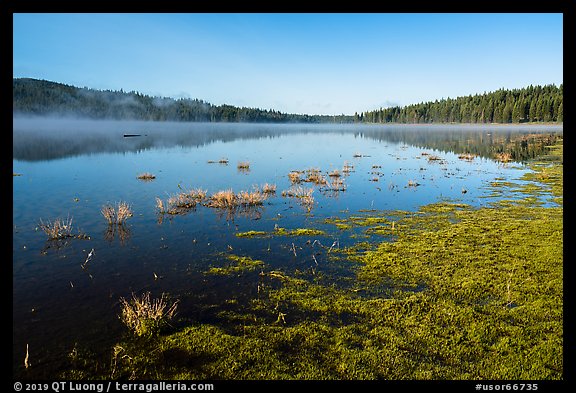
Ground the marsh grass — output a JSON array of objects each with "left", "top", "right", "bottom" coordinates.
[
  {"left": 303, "top": 168, "right": 327, "bottom": 185},
  {"left": 208, "top": 189, "right": 237, "bottom": 209},
  {"left": 156, "top": 188, "right": 207, "bottom": 215},
  {"left": 207, "top": 188, "right": 268, "bottom": 209},
  {"left": 101, "top": 202, "right": 133, "bottom": 225},
  {"left": 136, "top": 172, "right": 156, "bottom": 181},
  {"left": 261, "top": 183, "right": 277, "bottom": 194},
  {"left": 38, "top": 216, "right": 74, "bottom": 240},
  {"left": 237, "top": 161, "right": 251, "bottom": 173},
  {"left": 288, "top": 171, "right": 302, "bottom": 184},
  {"left": 237, "top": 190, "right": 267, "bottom": 206},
  {"left": 328, "top": 169, "right": 341, "bottom": 178},
  {"left": 119, "top": 292, "right": 179, "bottom": 337}
]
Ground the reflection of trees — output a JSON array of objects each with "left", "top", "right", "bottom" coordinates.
[
  {"left": 358, "top": 128, "right": 562, "bottom": 162},
  {"left": 13, "top": 119, "right": 562, "bottom": 163}
]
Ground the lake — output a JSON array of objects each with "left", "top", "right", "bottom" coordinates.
[{"left": 12, "top": 118, "right": 562, "bottom": 377}]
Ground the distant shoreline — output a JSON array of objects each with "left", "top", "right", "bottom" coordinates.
[{"left": 12, "top": 114, "right": 563, "bottom": 129}]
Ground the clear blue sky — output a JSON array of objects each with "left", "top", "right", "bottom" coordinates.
[{"left": 13, "top": 13, "right": 563, "bottom": 115}]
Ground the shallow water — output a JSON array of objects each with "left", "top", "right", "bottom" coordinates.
[{"left": 12, "top": 119, "right": 562, "bottom": 376}]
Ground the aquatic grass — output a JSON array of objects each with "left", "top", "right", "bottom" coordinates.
[
  {"left": 303, "top": 168, "right": 327, "bottom": 185},
  {"left": 208, "top": 189, "right": 236, "bottom": 209},
  {"left": 237, "top": 190, "right": 267, "bottom": 206},
  {"left": 119, "top": 292, "right": 179, "bottom": 337},
  {"left": 261, "top": 183, "right": 277, "bottom": 194},
  {"left": 237, "top": 161, "right": 251, "bottom": 172},
  {"left": 328, "top": 169, "right": 341, "bottom": 178},
  {"left": 101, "top": 202, "right": 133, "bottom": 225},
  {"left": 288, "top": 171, "right": 302, "bottom": 184},
  {"left": 136, "top": 172, "right": 156, "bottom": 181},
  {"left": 38, "top": 216, "right": 74, "bottom": 240}
]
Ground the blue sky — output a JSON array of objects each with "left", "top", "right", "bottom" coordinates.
[{"left": 13, "top": 13, "right": 563, "bottom": 115}]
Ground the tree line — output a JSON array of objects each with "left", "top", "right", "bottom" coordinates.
[
  {"left": 14, "top": 78, "right": 562, "bottom": 124},
  {"left": 13, "top": 78, "right": 353, "bottom": 123},
  {"left": 356, "top": 84, "right": 562, "bottom": 124}
]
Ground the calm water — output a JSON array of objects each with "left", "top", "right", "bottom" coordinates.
[{"left": 12, "top": 119, "right": 562, "bottom": 377}]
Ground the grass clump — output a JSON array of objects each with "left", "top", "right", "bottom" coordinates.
[
  {"left": 208, "top": 189, "right": 236, "bottom": 209},
  {"left": 288, "top": 171, "right": 302, "bottom": 184},
  {"left": 137, "top": 172, "right": 156, "bottom": 181},
  {"left": 38, "top": 216, "right": 74, "bottom": 240},
  {"left": 261, "top": 183, "right": 277, "bottom": 194},
  {"left": 119, "top": 292, "right": 179, "bottom": 337},
  {"left": 101, "top": 201, "right": 133, "bottom": 225},
  {"left": 237, "top": 161, "right": 251, "bottom": 172}
]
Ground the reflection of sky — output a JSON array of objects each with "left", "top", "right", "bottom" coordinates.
[{"left": 13, "top": 131, "right": 530, "bottom": 231}]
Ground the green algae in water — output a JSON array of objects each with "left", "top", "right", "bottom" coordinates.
[
  {"left": 236, "top": 228, "right": 327, "bottom": 238},
  {"left": 206, "top": 254, "right": 265, "bottom": 275}
]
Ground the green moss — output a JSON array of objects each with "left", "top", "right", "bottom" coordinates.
[
  {"left": 235, "top": 230, "right": 268, "bottom": 238},
  {"left": 206, "top": 254, "right": 265, "bottom": 275}
]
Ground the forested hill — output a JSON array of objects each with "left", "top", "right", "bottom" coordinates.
[
  {"left": 14, "top": 78, "right": 562, "bottom": 124},
  {"left": 357, "top": 84, "right": 563, "bottom": 124},
  {"left": 12, "top": 78, "right": 351, "bottom": 123}
]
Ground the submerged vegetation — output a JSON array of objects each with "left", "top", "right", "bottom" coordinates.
[{"left": 48, "top": 137, "right": 563, "bottom": 380}]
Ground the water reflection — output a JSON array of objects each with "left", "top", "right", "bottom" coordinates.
[{"left": 13, "top": 117, "right": 562, "bottom": 162}]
